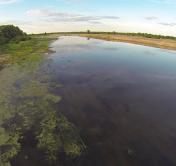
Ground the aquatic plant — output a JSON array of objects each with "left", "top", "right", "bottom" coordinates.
[{"left": 0, "top": 36, "right": 85, "bottom": 166}]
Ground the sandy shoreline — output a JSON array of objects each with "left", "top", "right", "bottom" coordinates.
[{"left": 78, "top": 34, "right": 176, "bottom": 51}]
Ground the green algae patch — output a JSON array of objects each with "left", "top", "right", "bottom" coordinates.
[{"left": 0, "top": 35, "right": 85, "bottom": 166}]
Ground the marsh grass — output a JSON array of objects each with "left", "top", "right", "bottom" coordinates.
[{"left": 0, "top": 36, "right": 54, "bottom": 65}]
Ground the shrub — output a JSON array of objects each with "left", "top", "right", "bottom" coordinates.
[{"left": 0, "top": 25, "right": 28, "bottom": 44}]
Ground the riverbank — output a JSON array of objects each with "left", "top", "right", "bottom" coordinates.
[
  {"left": 0, "top": 34, "right": 58, "bottom": 68},
  {"left": 79, "top": 33, "right": 176, "bottom": 51}
]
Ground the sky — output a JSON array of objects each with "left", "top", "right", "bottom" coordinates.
[{"left": 0, "top": 0, "right": 176, "bottom": 36}]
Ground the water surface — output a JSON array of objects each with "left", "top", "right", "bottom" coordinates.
[
  {"left": 49, "top": 36, "right": 176, "bottom": 166},
  {"left": 1, "top": 36, "right": 176, "bottom": 166}
]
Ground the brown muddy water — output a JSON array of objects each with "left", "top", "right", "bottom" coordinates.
[
  {"left": 48, "top": 36, "right": 176, "bottom": 166},
  {"left": 1, "top": 36, "right": 176, "bottom": 166}
]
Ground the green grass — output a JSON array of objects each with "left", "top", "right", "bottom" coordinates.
[{"left": 0, "top": 35, "right": 56, "bottom": 66}]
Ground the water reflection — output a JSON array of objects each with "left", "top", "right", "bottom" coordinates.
[{"left": 50, "top": 36, "right": 176, "bottom": 166}]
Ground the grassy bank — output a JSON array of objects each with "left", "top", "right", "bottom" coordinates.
[
  {"left": 78, "top": 33, "right": 176, "bottom": 51},
  {"left": 0, "top": 34, "right": 58, "bottom": 68}
]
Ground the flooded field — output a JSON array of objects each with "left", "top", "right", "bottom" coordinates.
[{"left": 1, "top": 36, "right": 176, "bottom": 166}]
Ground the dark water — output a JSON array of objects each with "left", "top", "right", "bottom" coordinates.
[
  {"left": 48, "top": 36, "right": 176, "bottom": 166},
  {"left": 2, "top": 36, "right": 176, "bottom": 166}
]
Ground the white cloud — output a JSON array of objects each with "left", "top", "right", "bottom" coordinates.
[
  {"left": 57, "top": 0, "right": 86, "bottom": 4},
  {"left": 159, "top": 22, "right": 176, "bottom": 26},
  {"left": 150, "top": 0, "right": 176, "bottom": 4},
  {"left": 26, "top": 9, "right": 120, "bottom": 23},
  {"left": 26, "top": 9, "right": 55, "bottom": 17},
  {"left": 0, "top": 0, "right": 18, "bottom": 4},
  {"left": 145, "top": 16, "right": 158, "bottom": 21}
]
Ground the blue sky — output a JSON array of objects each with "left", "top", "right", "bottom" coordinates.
[{"left": 0, "top": 0, "right": 176, "bottom": 35}]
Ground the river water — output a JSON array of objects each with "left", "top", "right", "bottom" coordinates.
[
  {"left": 49, "top": 36, "right": 176, "bottom": 166},
  {"left": 1, "top": 36, "right": 176, "bottom": 166}
]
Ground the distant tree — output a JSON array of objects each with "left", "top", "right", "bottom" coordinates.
[{"left": 87, "top": 30, "right": 90, "bottom": 34}]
